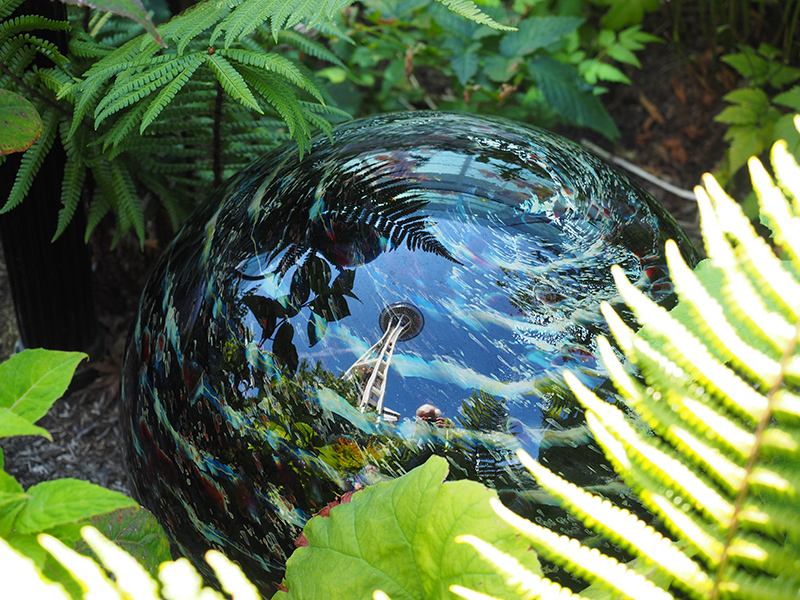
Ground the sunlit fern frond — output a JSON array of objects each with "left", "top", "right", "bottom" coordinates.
[{"left": 453, "top": 129, "right": 800, "bottom": 600}]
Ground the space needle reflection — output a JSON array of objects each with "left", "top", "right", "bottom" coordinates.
[{"left": 344, "top": 302, "right": 424, "bottom": 422}]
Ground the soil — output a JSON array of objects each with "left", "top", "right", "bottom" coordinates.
[{"left": 0, "top": 18, "right": 729, "bottom": 507}]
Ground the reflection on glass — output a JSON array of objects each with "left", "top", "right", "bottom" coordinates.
[{"left": 121, "top": 111, "right": 698, "bottom": 594}]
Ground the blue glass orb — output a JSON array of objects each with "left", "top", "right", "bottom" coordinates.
[{"left": 121, "top": 112, "right": 698, "bottom": 593}]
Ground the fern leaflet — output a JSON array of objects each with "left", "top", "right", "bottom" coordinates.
[
  {"left": 205, "top": 52, "right": 262, "bottom": 112},
  {"left": 139, "top": 53, "right": 205, "bottom": 133},
  {"left": 1, "top": 108, "right": 58, "bottom": 213},
  {"left": 220, "top": 48, "right": 323, "bottom": 101}
]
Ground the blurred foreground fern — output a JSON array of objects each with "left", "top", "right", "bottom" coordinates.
[{"left": 453, "top": 121, "right": 800, "bottom": 599}]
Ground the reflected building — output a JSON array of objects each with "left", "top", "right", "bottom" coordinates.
[{"left": 343, "top": 302, "right": 424, "bottom": 422}]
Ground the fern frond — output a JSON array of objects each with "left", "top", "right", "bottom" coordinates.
[
  {"left": 754, "top": 151, "right": 800, "bottom": 269},
  {"left": 138, "top": 54, "right": 205, "bottom": 133},
  {"left": 94, "top": 54, "right": 202, "bottom": 126},
  {"left": 0, "top": 0, "right": 24, "bottom": 20},
  {"left": 52, "top": 121, "right": 87, "bottom": 241},
  {"left": 276, "top": 29, "right": 344, "bottom": 67},
  {"left": 453, "top": 535, "right": 589, "bottom": 600},
  {"left": 84, "top": 183, "right": 111, "bottom": 242},
  {"left": 221, "top": 48, "right": 323, "bottom": 101},
  {"left": 4, "top": 43, "right": 35, "bottom": 76},
  {"left": 566, "top": 372, "right": 735, "bottom": 527},
  {"left": 69, "top": 32, "right": 114, "bottom": 58},
  {"left": 53, "top": 151, "right": 86, "bottom": 242},
  {"left": 773, "top": 127, "right": 800, "bottom": 215},
  {"left": 109, "top": 158, "right": 145, "bottom": 245},
  {"left": 67, "top": 46, "right": 143, "bottom": 137},
  {"left": 663, "top": 240, "right": 783, "bottom": 383},
  {"left": 695, "top": 186, "right": 793, "bottom": 352},
  {"left": 435, "top": 0, "right": 515, "bottom": 31},
  {"left": 238, "top": 67, "right": 310, "bottom": 153},
  {"left": 215, "top": 0, "right": 282, "bottom": 46},
  {"left": 488, "top": 495, "right": 675, "bottom": 600},
  {"left": 0, "top": 15, "right": 70, "bottom": 47},
  {"left": 5, "top": 32, "right": 68, "bottom": 67},
  {"left": 517, "top": 448, "right": 711, "bottom": 596},
  {"left": 607, "top": 272, "right": 768, "bottom": 423},
  {"left": 36, "top": 66, "right": 74, "bottom": 99},
  {"left": 701, "top": 172, "right": 800, "bottom": 320},
  {"left": 160, "top": 0, "right": 242, "bottom": 53},
  {"left": 99, "top": 100, "right": 150, "bottom": 151},
  {"left": 204, "top": 53, "right": 262, "bottom": 112},
  {"left": 1, "top": 108, "right": 58, "bottom": 213}
]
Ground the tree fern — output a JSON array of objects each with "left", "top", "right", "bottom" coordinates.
[{"left": 454, "top": 130, "right": 800, "bottom": 599}]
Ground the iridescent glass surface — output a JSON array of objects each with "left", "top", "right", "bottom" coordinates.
[{"left": 121, "top": 112, "right": 698, "bottom": 593}]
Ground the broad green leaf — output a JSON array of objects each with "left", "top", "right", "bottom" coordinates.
[
  {"left": 725, "top": 124, "right": 768, "bottom": 174},
  {"left": 772, "top": 113, "right": 800, "bottom": 160},
  {"left": 60, "top": 0, "right": 164, "bottom": 47},
  {"left": 722, "top": 87, "right": 770, "bottom": 114},
  {"left": 499, "top": 16, "right": 583, "bottom": 58},
  {"left": 277, "top": 455, "right": 541, "bottom": 600},
  {"left": 15, "top": 479, "right": 135, "bottom": 534},
  {"left": 450, "top": 42, "right": 480, "bottom": 85},
  {"left": 74, "top": 506, "right": 172, "bottom": 576},
  {"left": 722, "top": 50, "right": 768, "bottom": 83},
  {"left": 0, "top": 470, "right": 25, "bottom": 496},
  {"left": 601, "top": 0, "right": 658, "bottom": 29},
  {"left": 0, "top": 90, "right": 43, "bottom": 156},
  {"left": 0, "top": 407, "right": 52, "bottom": 440},
  {"left": 0, "top": 350, "right": 87, "bottom": 423},
  {"left": 715, "top": 104, "right": 759, "bottom": 126},
  {"left": 529, "top": 56, "right": 619, "bottom": 140},
  {"left": 773, "top": 86, "right": 800, "bottom": 112}
]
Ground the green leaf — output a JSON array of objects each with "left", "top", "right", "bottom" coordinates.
[
  {"left": 772, "top": 113, "right": 800, "bottom": 162},
  {"left": 499, "top": 16, "right": 583, "bottom": 58},
  {"left": 722, "top": 87, "right": 770, "bottom": 113},
  {"left": 0, "top": 349, "right": 87, "bottom": 423},
  {"left": 726, "top": 123, "right": 768, "bottom": 174},
  {"left": 722, "top": 50, "right": 768, "bottom": 82},
  {"left": 773, "top": 86, "right": 800, "bottom": 111},
  {"left": 15, "top": 479, "right": 135, "bottom": 534},
  {"left": 74, "top": 506, "right": 172, "bottom": 577},
  {"left": 60, "top": 0, "right": 164, "bottom": 47},
  {"left": 0, "top": 90, "right": 42, "bottom": 156},
  {"left": 278, "top": 456, "right": 541, "bottom": 599},
  {"left": 601, "top": 0, "right": 658, "bottom": 30},
  {"left": 715, "top": 104, "right": 760, "bottom": 125},
  {"left": 451, "top": 43, "right": 480, "bottom": 84},
  {"left": 529, "top": 56, "right": 619, "bottom": 140},
  {"left": 0, "top": 407, "right": 51, "bottom": 439}
]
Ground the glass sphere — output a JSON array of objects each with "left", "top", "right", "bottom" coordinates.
[{"left": 121, "top": 111, "right": 698, "bottom": 593}]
